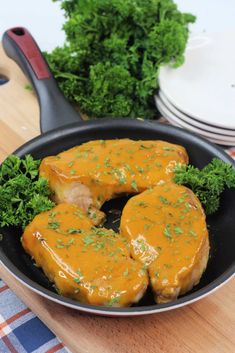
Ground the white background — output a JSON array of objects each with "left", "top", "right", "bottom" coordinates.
[{"left": 0, "top": 0, "right": 235, "bottom": 51}]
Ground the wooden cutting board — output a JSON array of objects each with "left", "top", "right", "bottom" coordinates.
[{"left": 0, "top": 44, "right": 235, "bottom": 353}]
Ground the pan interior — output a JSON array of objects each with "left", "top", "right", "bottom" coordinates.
[{"left": 1, "top": 120, "right": 234, "bottom": 312}]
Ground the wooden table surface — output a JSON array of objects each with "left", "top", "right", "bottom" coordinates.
[{"left": 0, "top": 44, "right": 235, "bottom": 353}]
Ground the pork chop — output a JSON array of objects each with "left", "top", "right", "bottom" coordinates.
[
  {"left": 22, "top": 203, "right": 148, "bottom": 307},
  {"left": 120, "top": 182, "right": 209, "bottom": 303},
  {"left": 39, "top": 139, "right": 188, "bottom": 212}
]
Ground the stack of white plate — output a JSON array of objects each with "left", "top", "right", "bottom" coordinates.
[{"left": 155, "top": 32, "right": 235, "bottom": 146}]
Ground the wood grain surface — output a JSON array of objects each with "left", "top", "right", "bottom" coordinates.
[{"left": 0, "top": 44, "right": 235, "bottom": 353}]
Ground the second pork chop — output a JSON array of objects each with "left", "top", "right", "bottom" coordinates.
[
  {"left": 22, "top": 203, "right": 148, "bottom": 307},
  {"left": 40, "top": 139, "right": 188, "bottom": 212},
  {"left": 120, "top": 182, "right": 209, "bottom": 304}
]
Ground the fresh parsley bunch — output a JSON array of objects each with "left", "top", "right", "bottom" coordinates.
[
  {"left": 174, "top": 159, "right": 235, "bottom": 215},
  {"left": 0, "top": 155, "right": 54, "bottom": 228},
  {"left": 45, "top": 0, "right": 195, "bottom": 118}
]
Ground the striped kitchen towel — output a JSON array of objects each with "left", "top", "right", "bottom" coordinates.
[{"left": 0, "top": 281, "right": 68, "bottom": 353}]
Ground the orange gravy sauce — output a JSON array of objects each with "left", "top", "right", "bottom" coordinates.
[
  {"left": 40, "top": 139, "right": 188, "bottom": 209},
  {"left": 120, "top": 182, "right": 209, "bottom": 298},
  {"left": 22, "top": 203, "right": 148, "bottom": 307}
]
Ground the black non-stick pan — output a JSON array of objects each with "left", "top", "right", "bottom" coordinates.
[{"left": 0, "top": 27, "right": 234, "bottom": 316}]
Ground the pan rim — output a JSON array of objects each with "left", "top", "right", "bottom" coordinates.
[
  {"left": 13, "top": 119, "right": 235, "bottom": 167},
  {"left": 1, "top": 119, "right": 235, "bottom": 315}
]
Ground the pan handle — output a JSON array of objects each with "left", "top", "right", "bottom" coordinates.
[{"left": 2, "top": 27, "right": 82, "bottom": 134}]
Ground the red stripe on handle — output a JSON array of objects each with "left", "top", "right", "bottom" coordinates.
[{"left": 7, "top": 27, "right": 50, "bottom": 79}]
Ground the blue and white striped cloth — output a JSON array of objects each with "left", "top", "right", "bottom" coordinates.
[{"left": 0, "top": 281, "right": 67, "bottom": 353}]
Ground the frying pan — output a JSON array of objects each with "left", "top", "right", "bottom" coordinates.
[{"left": 0, "top": 27, "right": 234, "bottom": 317}]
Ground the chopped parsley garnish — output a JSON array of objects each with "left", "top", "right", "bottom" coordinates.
[
  {"left": 55, "top": 238, "right": 75, "bottom": 249},
  {"left": 159, "top": 196, "right": 170, "bottom": 205},
  {"left": 164, "top": 224, "right": 172, "bottom": 239},
  {"left": 49, "top": 211, "right": 58, "bottom": 219},
  {"left": 140, "top": 144, "right": 153, "bottom": 150},
  {"left": 76, "top": 269, "right": 83, "bottom": 276},
  {"left": 83, "top": 235, "right": 95, "bottom": 245},
  {"left": 136, "top": 166, "right": 144, "bottom": 173},
  {"left": 75, "top": 152, "right": 82, "bottom": 158},
  {"left": 189, "top": 230, "right": 197, "bottom": 237},
  {"left": 67, "top": 238, "right": 75, "bottom": 246},
  {"left": 104, "top": 157, "right": 111, "bottom": 168},
  {"left": 67, "top": 228, "right": 82, "bottom": 234},
  {"left": 56, "top": 244, "right": 64, "bottom": 249},
  {"left": 140, "top": 242, "right": 146, "bottom": 252},
  {"left": 131, "top": 180, "right": 138, "bottom": 191},
  {"left": 73, "top": 210, "right": 84, "bottom": 219},
  {"left": 91, "top": 227, "right": 109, "bottom": 236},
  {"left": 47, "top": 221, "right": 60, "bottom": 230},
  {"left": 94, "top": 241, "right": 105, "bottom": 251},
  {"left": 163, "top": 147, "right": 175, "bottom": 151},
  {"left": 68, "top": 161, "right": 74, "bottom": 167},
  {"left": 135, "top": 201, "right": 148, "bottom": 207},
  {"left": 97, "top": 195, "right": 104, "bottom": 202},
  {"left": 123, "top": 268, "right": 129, "bottom": 277},
  {"left": 144, "top": 224, "right": 151, "bottom": 231},
  {"left": 127, "top": 149, "right": 134, "bottom": 154},
  {"left": 174, "top": 226, "right": 183, "bottom": 235},
  {"left": 108, "top": 296, "right": 120, "bottom": 307},
  {"left": 87, "top": 207, "right": 98, "bottom": 220},
  {"left": 164, "top": 263, "right": 172, "bottom": 269},
  {"left": 76, "top": 151, "right": 89, "bottom": 159},
  {"left": 124, "top": 163, "right": 133, "bottom": 174},
  {"left": 113, "top": 168, "right": 126, "bottom": 185},
  {"left": 74, "top": 278, "right": 81, "bottom": 284}
]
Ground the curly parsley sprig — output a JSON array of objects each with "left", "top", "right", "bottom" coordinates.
[
  {"left": 174, "top": 158, "right": 235, "bottom": 215},
  {"left": 0, "top": 155, "right": 55, "bottom": 228}
]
